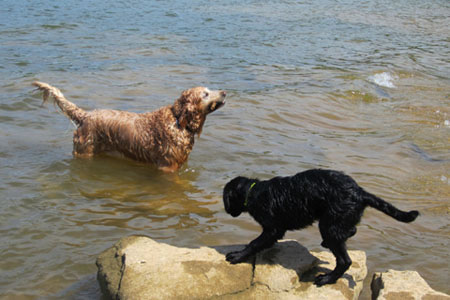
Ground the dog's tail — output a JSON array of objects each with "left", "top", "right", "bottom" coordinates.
[
  {"left": 33, "top": 81, "right": 86, "bottom": 126},
  {"left": 363, "top": 190, "right": 419, "bottom": 223}
]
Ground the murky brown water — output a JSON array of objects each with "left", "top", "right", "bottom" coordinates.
[{"left": 1, "top": 0, "right": 449, "bottom": 299}]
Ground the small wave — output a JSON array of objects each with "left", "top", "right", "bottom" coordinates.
[{"left": 369, "top": 72, "right": 398, "bottom": 88}]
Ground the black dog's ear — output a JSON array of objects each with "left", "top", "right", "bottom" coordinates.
[
  {"left": 223, "top": 185, "right": 233, "bottom": 215},
  {"left": 223, "top": 177, "right": 248, "bottom": 217}
]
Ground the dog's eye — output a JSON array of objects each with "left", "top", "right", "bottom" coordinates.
[{"left": 203, "top": 92, "right": 209, "bottom": 98}]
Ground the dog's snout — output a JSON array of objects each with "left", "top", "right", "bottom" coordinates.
[{"left": 220, "top": 91, "right": 226, "bottom": 97}]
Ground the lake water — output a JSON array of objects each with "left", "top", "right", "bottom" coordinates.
[{"left": 1, "top": 0, "right": 449, "bottom": 298}]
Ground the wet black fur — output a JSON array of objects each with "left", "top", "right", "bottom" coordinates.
[{"left": 223, "top": 169, "right": 419, "bottom": 286}]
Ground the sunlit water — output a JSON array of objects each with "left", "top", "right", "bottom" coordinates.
[{"left": 1, "top": 0, "right": 449, "bottom": 298}]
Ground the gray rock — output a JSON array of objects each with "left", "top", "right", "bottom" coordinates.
[
  {"left": 371, "top": 269, "right": 450, "bottom": 300},
  {"left": 253, "top": 240, "right": 317, "bottom": 292},
  {"left": 96, "top": 235, "right": 367, "bottom": 300}
]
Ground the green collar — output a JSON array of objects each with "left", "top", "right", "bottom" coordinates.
[{"left": 244, "top": 182, "right": 256, "bottom": 207}]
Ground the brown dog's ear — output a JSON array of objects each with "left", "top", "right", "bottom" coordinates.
[
  {"left": 173, "top": 90, "right": 205, "bottom": 134},
  {"left": 177, "top": 107, "right": 189, "bottom": 129},
  {"left": 172, "top": 90, "right": 189, "bottom": 129}
]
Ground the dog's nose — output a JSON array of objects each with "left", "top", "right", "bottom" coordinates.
[{"left": 220, "top": 91, "right": 226, "bottom": 97}]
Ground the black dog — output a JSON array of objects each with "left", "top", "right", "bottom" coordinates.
[{"left": 223, "top": 169, "right": 419, "bottom": 286}]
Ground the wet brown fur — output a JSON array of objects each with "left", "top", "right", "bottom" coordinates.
[{"left": 33, "top": 81, "right": 226, "bottom": 172}]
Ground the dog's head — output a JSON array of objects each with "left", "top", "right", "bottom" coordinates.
[
  {"left": 223, "top": 176, "right": 252, "bottom": 217},
  {"left": 172, "top": 87, "right": 226, "bottom": 135}
]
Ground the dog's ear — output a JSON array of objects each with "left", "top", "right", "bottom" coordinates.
[
  {"left": 173, "top": 90, "right": 205, "bottom": 134},
  {"left": 223, "top": 183, "right": 235, "bottom": 215},
  {"left": 223, "top": 177, "right": 248, "bottom": 217}
]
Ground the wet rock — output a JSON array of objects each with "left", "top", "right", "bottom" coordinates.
[
  {"left": 96, "top": 236, "right": 252, "bottom": 300},
  {"left": 293, "top": 250, "right": 367, "bottom": 300},
  {"left": 253, "top": 240, "right": 317, "bottom": 292},
  {"left": 371, "top": 269, "right": 450, "bottom": 300},
  {"left": 96, "top": 236, "right": 367, "bottom": 300}
]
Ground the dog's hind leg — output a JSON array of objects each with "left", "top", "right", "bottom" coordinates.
[
  {"left": 317, "top": 220, "right": 354, "bottom": 285},
  {"left": 320, "top": 240, "right": 330, "bottom": 249},
  {"left": 314, "top": 240, "right": 352, "bottom": 286},
  {"left": 72, "top": 126, "right": 95, "bottom": 157},
  {"left": 319, "top": 220, "right": 357, "bottom": 249}
]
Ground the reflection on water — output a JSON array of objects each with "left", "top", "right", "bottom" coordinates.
[{"left": 1, "top": 0, "right": 449, "bottom": 298}]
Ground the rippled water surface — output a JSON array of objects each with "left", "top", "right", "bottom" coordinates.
[{"left": 1, "top": 0, "right": 449, "bottom": 298}]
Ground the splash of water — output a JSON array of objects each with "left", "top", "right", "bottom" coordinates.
[{"left": 369, "top": 72, "right": 398, "bottom": 88}]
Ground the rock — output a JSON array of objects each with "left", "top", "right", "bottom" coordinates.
[
  {"left": 97, "top": 236, "right": 252, "bottom": 300},
  {"left": 371, "top": 269, "right": 450, "bottom": 300},
  {"left": 96, "top": 235, "right": 367, "bottom": 300},
  {"left": 253, "top": 240, "right": 317, "bottom": 292},
  {"left": 293, "top": 250, "right": 367, "bottom": 300}
]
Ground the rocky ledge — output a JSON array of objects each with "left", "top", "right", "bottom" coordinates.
[
  {"left": 96, "top": 236, "right": 449, "bottom": 300},
  {"left": 96, "top": 236, "right": 367, "bottom": 300}
]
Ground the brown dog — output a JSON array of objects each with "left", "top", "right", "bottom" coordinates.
[{"left": 33, "top": 81, "right": 226, "bottom": 172}]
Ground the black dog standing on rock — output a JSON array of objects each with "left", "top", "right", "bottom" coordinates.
[{"left": 222, "top": 169, "right": 419, "bottom": 286}]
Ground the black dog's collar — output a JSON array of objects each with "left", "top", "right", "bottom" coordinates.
[{"left": 244, "top": 182, "right": 256, "bottom": 207}]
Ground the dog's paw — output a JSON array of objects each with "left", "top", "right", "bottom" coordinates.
[
  {"left": 314, "top": 273, "right": 337, "bottom": 286},
  {"left": 226, "top": 251, "right": 247, "bottom": 264}
]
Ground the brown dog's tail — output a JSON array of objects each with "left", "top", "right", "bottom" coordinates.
[{"left": 33, "top": 81, "right": 86, "bottom": 126}]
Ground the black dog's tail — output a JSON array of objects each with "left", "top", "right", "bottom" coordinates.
[{"left": 363, "top": 190, "right": 419, "bottom": 223}]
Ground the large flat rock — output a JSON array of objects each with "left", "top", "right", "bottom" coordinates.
[{"left": 96, "top": 235, "right": 367, "bottom": 300}]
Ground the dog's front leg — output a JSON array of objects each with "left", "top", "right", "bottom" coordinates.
[{"left": 226, "top": 228, "right": 284, "bottom": 264}]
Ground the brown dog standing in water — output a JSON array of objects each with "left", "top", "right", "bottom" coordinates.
[{"left": 33, "top": 81, "right": 226, "bottom": 172}]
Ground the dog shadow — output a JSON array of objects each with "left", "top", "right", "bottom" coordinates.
[
  {"left": 212, "top": 241, "right": 357, "bottom": 289},
  {"left": 299, "top": 260, "right": 357, "bottom": 289}
]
